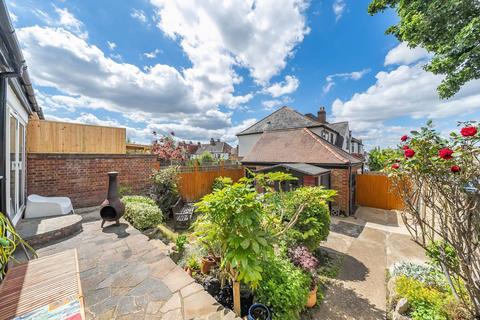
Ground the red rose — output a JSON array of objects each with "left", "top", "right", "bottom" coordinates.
[
  {"left": 460, "top": 126, "right": 477, "bottom": 137},
  {"left": 391, "top": 163, "right": 400, "bottom": 170},
  {"left": 402, "top": 145, "right": 409, "bottom": 150},
  {"left": 438, "top": 148, "right": 454, "bottom": 160},
  {"left": 404, "top": 148, "right": 415, "bottom": 158},
  {"left": 451, "top": 165, "right": 461, "bottom": 173},
  {"left": 401, "top": 135, "right": 408, "bottom": 141}
]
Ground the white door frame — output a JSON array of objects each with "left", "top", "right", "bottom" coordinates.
[{"left": 6, "top": 96, "right": 28, "bottom": 225}]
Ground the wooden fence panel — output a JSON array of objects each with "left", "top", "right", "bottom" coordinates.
[
  {"left": 27, "top": 119, "right": 126, "bottom": 154},
  {"left": 356, "top": 174, "right": 404, "bottom": 210},
  {"left": 178, "top": 166, "right": 245, "bottom": 202}
]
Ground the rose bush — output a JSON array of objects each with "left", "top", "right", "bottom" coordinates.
[{"left": 385, "top": 120, "right": 480, "bottom": 318}]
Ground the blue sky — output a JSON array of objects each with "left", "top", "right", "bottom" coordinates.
[{"left": 8, "top": 0, "right": 480, "bottom": 149}]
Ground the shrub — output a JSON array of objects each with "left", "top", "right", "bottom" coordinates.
[
  {"left": 118, "top": 185, "right": 134, "bottom": 197},
  {"left": 395, "top": 275, "right": 455, "bottom": 320},
  {"left": 122, "top": 196, "right": 163, "bottom": 230},
  {"left": 288, "top": 245, "right": 319, "bottom": 273},
  {"left": 391, "top": 262, "right": 444, "bottom": 288},
  {"left": 151, "top": 166, "right": 179, "bottom": 214},
  {"left": 284, "top": 187, "right": 335, "bottom": 250},
  {"left": 212, "top": 176, "right": 233, "bottom": 191},
  {"left": 255, "top": 256, "right": 310, "bottom": 320},
  {"left": 176, "top": 234, "right": 188, "bottom": 252}
]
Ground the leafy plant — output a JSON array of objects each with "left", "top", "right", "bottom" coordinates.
[
  {"left": 122, "top": 196, "right": 163, "bottom": 230},
  {"left": 395, "top": 275, "right": 455, "bottom": 320},
  {"left": 288, "top": 246, "right": 319, "bottom": 273},
  {"left": 198, "top": 151, "right": 215, "bottom": 164},
  {"left": 176, "top": 234, "right": 188, "bottom": 252},
  {"left": 283, "top": 187, "right": 335, "bottom": 250},
  {"left": 255, "top": 256, "right": 310, "bottom": 320},
  {"left": 212, "top": 176, "right": 233, "bottom": 191},
  {"left": 367, "top": 147, "right": 400, "bottom": 171},
  {"left": 151, "top": 166, "right": 180, "bottom": 214},
  {"left": 194, "top": 181, "right": 273, "bottom": 287},
  {"left": 391, "top": 262, "right": 444, "bottom": 288},
  {"left": 186, "top": 255, "right": 200, "bottom": 270},
  {"left": 118, "top": 185, "right": 134, "bottom": 197}
]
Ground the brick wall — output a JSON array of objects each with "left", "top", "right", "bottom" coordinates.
[
  {"left": 303, "top": 175, "right": 317, "bottom": 186},
  {"left": 330, "top": 168, "right": 350, "bottom": 214},
  {"left": 27, "top": 154, "right": 159, "bottom": 208}
]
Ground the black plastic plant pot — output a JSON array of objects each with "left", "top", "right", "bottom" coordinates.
[{"left": 247, "top": 303, "right": 271, "bottom": 320}]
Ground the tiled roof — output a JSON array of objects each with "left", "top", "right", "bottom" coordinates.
[
  {"left": 326, "top": 121, "right": 349, "bottom": 135},
  {"left": 195, "top": 141, "right": 232, "bottom": 155},
  {"left": 241, "top": 128, "right": 363, "bottom": 165},
  {"left": 237, "top": 106, "right": 319, "bottom": 135}
]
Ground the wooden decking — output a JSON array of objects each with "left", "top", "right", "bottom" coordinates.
[{"left": 0, "top": 249, "right": 84, "bottom": 320}]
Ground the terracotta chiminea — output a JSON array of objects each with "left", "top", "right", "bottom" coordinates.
[{"left": 100, "top": 172, "right": 125, "bottom": 228}]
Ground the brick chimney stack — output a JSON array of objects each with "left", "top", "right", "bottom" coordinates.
[{"left": 317, "top": 107, "right": 326, "bottom": 123}]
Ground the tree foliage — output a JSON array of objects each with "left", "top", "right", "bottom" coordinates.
[
  {"left": 385, "top": 120, "right": 480, "bottom": 317},
  {"left": 151, "top": 131, "right": 186, "bottom": 161},
  {"left": 367, "top": 147, "right": 399, "bottom": 171},
  {"left": 368, "top": 0, "right": 480, "bottom": 98}
]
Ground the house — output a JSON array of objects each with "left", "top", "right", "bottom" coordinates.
[
  {"left": 192, "top": 138, "right": 233, "bottom": 160},
  {"left": 238, "top": 106, "right": 364, "bottom": 215},
  {"left": 0, "top": 2, "right": 44, "bottom": 225}
]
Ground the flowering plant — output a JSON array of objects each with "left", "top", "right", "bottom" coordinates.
[
  {"left": 151, "top": 131, "right": 186, "bottom": 162},
  {"left": 385, "top": 120, "right": 480, "bottom": 317}
]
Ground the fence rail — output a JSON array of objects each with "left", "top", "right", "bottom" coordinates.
[
  {"left": 356, "top": 173, "right": 404, "bottom": 210},
  {"left": 177, "top": 164, "right": 244, "bottom": 201}
]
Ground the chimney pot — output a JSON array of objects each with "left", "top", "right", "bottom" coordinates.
[{"left": 317, "top": 107, "right": 326, "bottom": 123}]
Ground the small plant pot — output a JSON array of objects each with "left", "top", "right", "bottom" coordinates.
[
  {"left": 306, "top": 285, "right": 317, "bottom": 308},
  {"left": 248, "top": 303, "right": 271, "bottom": 320},
  {"left": 184, "top": 266, "right": 192, "bottom": 276},
  {"left": 200, "top": 256, "right": 216, "bottom": 274}
]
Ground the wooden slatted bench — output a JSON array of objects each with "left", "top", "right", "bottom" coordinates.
[{"left": 0, "top": 249, "right": 85, "bottom": 320}]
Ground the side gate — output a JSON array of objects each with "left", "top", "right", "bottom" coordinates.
[{"left": 355, "top": 173, "right": 404, "bottom": 210}]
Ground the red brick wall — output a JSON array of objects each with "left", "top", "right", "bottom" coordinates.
[
  {"left": 27, "top": 154, "right": 159, "bottom": 208},
  {"left": 330, "top": 168, "right": 350, "bottom": 215},
  {"left": 303, "top": 175, "right": 317, "bottom": 186}
]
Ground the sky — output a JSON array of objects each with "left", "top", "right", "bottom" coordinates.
[{"left": 7, "top": 0, "right": 480, "bottom": 150}]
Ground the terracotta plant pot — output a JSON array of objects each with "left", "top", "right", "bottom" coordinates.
[
  {"left": 184, "top": 267, "right": 192, "bottom": 276},
  {"left": 200, "top": 256, "right": 216, "bottom": 274},
  {"left": 306, "top": 285, "right": 317, "bottom": 308}
]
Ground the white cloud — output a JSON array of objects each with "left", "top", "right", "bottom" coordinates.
[
  {"left": 323, "top": 69, "right": 370, "bottom": 94},
  {"left": 265, "top": 75, "right": 299, "bottom": 97},
  {"left": 262, "top": 96, "right": 293, "bottom": 110},
  {"left": 144, "top": 48, "right": 161, "bottom": 58},
  {"left": 332, "top": 0, "right": 346, "bottom": 22},
  {"left": 107, "top": 41, "right": 116, "bottom": 50},
  {"left": 131, "top": 9, "right": 147, "bottom": 23},
  {"left": 10, "top": 12, "right": 18, "bottom": 23},
  {"left": 384, "top": 42, "right": 431, "bottom": 66},
  {"left": 332, "top": 63, "right": 480, "bottom": 149},
  {"left": 53, "top": 7, "right": 87, "bottom": 38},
  {"left": 151, "top": 0, "right": 309, "bottom": 87}
]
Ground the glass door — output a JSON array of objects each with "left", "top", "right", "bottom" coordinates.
[{"left": 7, "top": 112, "right": 26, "bottom": 223}]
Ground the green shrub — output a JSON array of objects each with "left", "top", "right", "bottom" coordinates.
[
  {"left": 176, "top": 234, "right": 188, "bottom": 252},
  {"left": 122, "top": 195, "right": 156, "bottom": 206},
  {"left": 395, "top": 275, "right": 455, "bottom": 320},
  {"left": 212, "top": 176, "right": 233, "bottom": 191},
  {"left": 122, "top": 196, "right": 163, "bottom": 230},
  {"left": 391, "top": 262, "right": 444, "bottom": 288},
  {"left": 255, "top": 256, "right": 310, "bottom": 320},
  {"left": 118, "top": 185, "right": 134, "bottom": 197},
  {"left": 284, "top": 187, "right": 335, "bottom": 250},
  {"left": 151, "top": 166, "right": 180, "bottom": 214}
]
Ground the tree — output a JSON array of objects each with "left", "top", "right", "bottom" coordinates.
[
  {"left": 367, "top": 147, "right": 399, "bottom": 171},
  {"left": 386, "top": 121, "right": 480, "bottom": 317},
  {"left": 151, "top": 131, "right": 185, "bottom": 162},
  {"left": 368, "top": 0, "right": 480, "bottom": 99},
  {"left": 198, "top": 151, "right": 214, "bottom": 164}
]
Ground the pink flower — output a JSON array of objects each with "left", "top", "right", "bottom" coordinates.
[
  {"left": 438, "top": 148, "right": 454, "bottom": 160},
  {"left": 391, "top": 163, "right": 400, "bottom": 170},
  {"left": 460, "top": 126, "right": 477, "bottom": 137},
  {"left": 401, "top": 135, "right": 408, "bottom": 142},
  {"left": 404, "top": 149, "right": 415, "bottom": 158}
]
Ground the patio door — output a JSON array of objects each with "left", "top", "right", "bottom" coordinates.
[{"left": 7, "top": 110, "right": 26, "bottom": 225}]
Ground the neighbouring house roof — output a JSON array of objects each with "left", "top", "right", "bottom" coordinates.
[
  {"left": 257, "top": 163, "right": 330, "bottom": 176},
  {"left": 237, "top": 106, "right": 319, "bottom": 136},
  {"left": 195, "top": 141, "right": 232, "bottom": 155},
  {"left": 242, "top": 127, "right": 363, "bottom": 165},
  {"left": 326, "top": 121, "right": 349, "bottom": 135}
]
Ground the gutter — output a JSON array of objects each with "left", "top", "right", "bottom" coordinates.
[{"left": 0, "top": 0, "right": 43, "bottom": 118}]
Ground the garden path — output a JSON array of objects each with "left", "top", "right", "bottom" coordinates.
[{"left": 312, "top": 206, "right": 426, "bottom": 320}]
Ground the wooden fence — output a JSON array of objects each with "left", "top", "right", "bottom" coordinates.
[
  {"left": 27, "top": 119, "right": 126, "bottom": 154},
  {"left": 356, "top": 173, "right": 404, "bottom": 210},
  {"left": 178, "top": 164, "right": 245, "bottom": 202}
]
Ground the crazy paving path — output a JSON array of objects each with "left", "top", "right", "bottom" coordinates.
[{"left": 32, "top": 213, "right": 240, "bottom": 320}]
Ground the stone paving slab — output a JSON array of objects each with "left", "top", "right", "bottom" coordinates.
[{"left": 29, "top": 211, "right": 240, "bottom": 320}]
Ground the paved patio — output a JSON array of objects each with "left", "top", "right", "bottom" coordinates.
[{"left": 26, "top": 210, "right": 239, "bottom": 320}]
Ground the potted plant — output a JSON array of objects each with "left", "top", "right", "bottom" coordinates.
[
  {"left": 248, "top": 303, "right": 271, "bottom": 320},
  {"left": 288, "top": 245, "right": 319, "bottom": 308},
  {"left": 200, "top": 255, "right": 216, "bottom": 274},
  {"left": 184, "top": 256, "right": 200, "bottom": 276}
]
